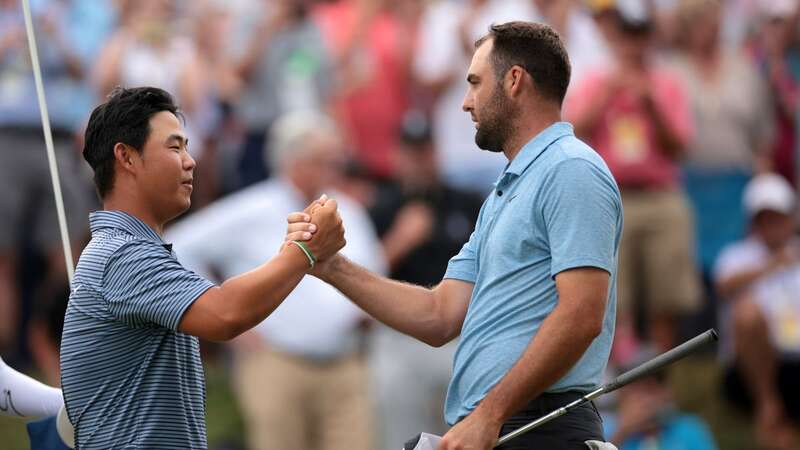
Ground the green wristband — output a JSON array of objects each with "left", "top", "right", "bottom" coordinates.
[{"left": 291, "top": 240, "right": 317, "bottom": 268}]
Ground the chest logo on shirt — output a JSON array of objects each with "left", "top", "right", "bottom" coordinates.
[{"left": 0, "top": 389, "right": 23, "bottom": 417}]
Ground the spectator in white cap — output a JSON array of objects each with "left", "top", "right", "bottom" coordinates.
[{"left": 714, "top": 173, "right": 800, "bottom": 450}]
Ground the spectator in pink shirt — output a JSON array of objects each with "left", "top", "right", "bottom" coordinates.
[
  {"left": 313, "top": 0, "right": 416, "bottom": 180},
  {"left": 565, "top": 0, "right": 700, "bottom": 353}
]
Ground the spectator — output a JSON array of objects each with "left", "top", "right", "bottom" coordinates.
[
  {"left": 365, "top": 111, "right": 484, "bottom": 449},
  {"left": 531, "top": 0, "right": 611, "bottom": 92},
  {"left": 314, "top": 0, "right": 417, "bottom": 180},
  {"left": 167, "top": 111, "right": 385, "bottom": 450},
  {"left": 668, "top": 0, "right": 774, "bottom": 290},
  {"left": 234, "top": 0, "right": 335, "bottom": 186},
  {"left": 565, "top": 0, "right": 700, "bottom": 351},
  {"left": 94, "top": 0, "right": 207, "bottom": 153},
  {"left": 27, "top": 282, "right": 69, "bottom": 387},
  {"left": 413, "top": 0, "right": 536, "bottom": 193},
  {"left": 714, "top": 173, "right": 800, "bottom": 450},
  {"left": 607, "top": 351, "right": 719, "bottom": 450},
  {"left": 0, "top": 0, "right": 96, "bottom": 354},
  {"left": 747, "top": 0, "right": 800, "bottom": 186},
  {"left": 183, "top": 0, "right": 244, "bottom": 207}
]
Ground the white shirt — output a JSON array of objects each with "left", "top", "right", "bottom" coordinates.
[
  {"left": 413, "top": 1, "right": 607, "bottom": 190},
  {"left": 166, "top": 178, "right": 386, "bottom": 359},
  {"left": 714, "top": 236, "right": 800, "bottom": 361},
  {"left": 413, "top": 0, "right": 537, "bottom": 190}
]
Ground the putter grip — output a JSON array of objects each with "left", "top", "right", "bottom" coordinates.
[{"left": 605, "top": 329, "right": 718, "bottom": 392}]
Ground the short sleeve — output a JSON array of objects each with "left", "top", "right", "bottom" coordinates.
[
  {"left": 102, "top": 239, "right": 215, "bottom": 330},
  {"left": 541, "top": 158, "right": 621, "bottom": 278},
  {"left": 713, "top": 242, "right": 762, "bottom": 284},
  {"left": 443, "top": 201, "right": 488, "bottom": 284}
]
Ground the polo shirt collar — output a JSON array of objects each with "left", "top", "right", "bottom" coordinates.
[
  {"left": 89, "top": 210, "right": 165, "bottom": 245},
  {"left": 503, "top": 121, "right": 574, "bottom": 177}
]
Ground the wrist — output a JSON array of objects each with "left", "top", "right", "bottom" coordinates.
[
  {"left": 472, "top": 401, "right": 506, "bottom": 429},
  {"left": 283, "top": 241, "right": 313, "bottom": 272},
  {"left": 290, "top": 240, "right": 317, "bottom": 268}
]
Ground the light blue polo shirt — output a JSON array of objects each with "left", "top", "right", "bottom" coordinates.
[
  {"left": 61, "top": 211, "right": 215, "bottom": 449},
  {"left": 443, "top": 122, "right": 622, "bottom": 425}
]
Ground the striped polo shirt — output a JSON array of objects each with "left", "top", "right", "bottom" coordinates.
[{"left": 61, "top": 211, "right": 215, "bottom": 449}]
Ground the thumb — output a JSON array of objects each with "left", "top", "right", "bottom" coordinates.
[{"left": 323, "top": 198, "right": 338, "bottom": 211}]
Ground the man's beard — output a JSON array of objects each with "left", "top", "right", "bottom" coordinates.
[{"left": 474, "top": 85, "right": 516, "bottom": 153}]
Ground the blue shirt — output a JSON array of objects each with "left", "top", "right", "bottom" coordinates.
[
  {"left": 443, "top": 122, "right": 622, "bottom": 425},
  {"left": 60, "top": 211, "right": 215, "bottom": 449},
  {"left": 615, "top": 414, "right": 719, "bottom": 450},
  {"left": 27, "top": 416, "right": 70, "bottom": 450}
]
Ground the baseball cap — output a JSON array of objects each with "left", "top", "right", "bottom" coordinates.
[
  {"left": 743, "top": 173, "right": 796, "bottom": 217},
  {"left": 399, "top": 110, "right": 433, "bottom": 148},
  {"left": 614, "top": 0, "right": 654, "bottom": 34}
]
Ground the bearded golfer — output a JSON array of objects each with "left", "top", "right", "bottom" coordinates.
[
  {"left": 59, "top": 86, "right": 345, "bottom": 449},
  {"left": 291, "top": 22, "right": 622, "bottom": 449}
]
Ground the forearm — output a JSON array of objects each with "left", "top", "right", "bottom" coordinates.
[
  {"left": 472, "top": 304, "right": 602, "bottom": 425},
  {"left": 318, "top": 255, "right": 456, "bottom": 346},
  {"left": 717, "top": 268, "right": 769, "bottom": 299},
  {"left": 211, "top": 245, "right": 309, "bottom": 336}
]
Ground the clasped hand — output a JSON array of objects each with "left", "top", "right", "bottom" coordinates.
[{"left": 284, "top": 194, "right": 346, "bottom": 264}]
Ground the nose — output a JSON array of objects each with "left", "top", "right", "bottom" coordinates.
[
  {"left": 183, "top": 151, "right": 196, "bottom": 172},
  {"left": 462, "top": 90, "right": 473, "bottom": 113}
]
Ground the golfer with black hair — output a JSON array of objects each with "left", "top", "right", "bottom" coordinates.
[
  {"left": 59, "top": 86, "right": 346, "bottom": 449},
  {"left": 290, "top": 22, "right": 623, "bottom": 449}
]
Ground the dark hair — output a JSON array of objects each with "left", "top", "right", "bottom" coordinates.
[
  {"left": 475, "top": 22, "right": 571, "bottom": 105},
  {"left": 83, "top": 86, "right": 182, "bottom": 198}
]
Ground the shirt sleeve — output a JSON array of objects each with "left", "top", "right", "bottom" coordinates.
[
  {"left": 443, "top": 200, "right": 488, "bottom": 284},
  {"left": 102, "top": 239, "right": 215, "bottom": 330},
  {"left": 541, "top": 158, "right": 622, "bottom": 278}
]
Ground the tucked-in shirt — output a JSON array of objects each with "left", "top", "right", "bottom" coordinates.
[
  {"left": 443, "top": 122, "right": 622, "bottom": 425},
  {"left": 60, "top": 211, "right": 215, "bottom": 450},
  {"left": 166, "top": 179, "right": 386, "bottom": 360},
  {"left": 564, "top": 67, "right": 693, "bottom": 189}
]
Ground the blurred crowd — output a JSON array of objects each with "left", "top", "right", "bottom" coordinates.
[{"left": 2, "top": 0, "right": 800, "bottom": 449}]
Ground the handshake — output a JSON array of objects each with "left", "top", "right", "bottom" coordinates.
[{"left": 282, "top": 194, "right": 346, "bottom": 270}]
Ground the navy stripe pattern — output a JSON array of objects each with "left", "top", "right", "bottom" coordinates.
[{"left": 60, "top": 211, "right": 215, "bottom": 449}]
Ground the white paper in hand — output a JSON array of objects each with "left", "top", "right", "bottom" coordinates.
[
  {"left": 408, "top": 432, "right": 442, "bottom": 450},
  {"left": 585, "top": 440, "right": 619, "bottom": 450}
]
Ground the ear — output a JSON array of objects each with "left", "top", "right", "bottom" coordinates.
[
  {"left": 506, "top": 65, "right": 527, "bottom": 98},
  {"left": 113, "top": 143, "right": 137, "bottom": 175}
]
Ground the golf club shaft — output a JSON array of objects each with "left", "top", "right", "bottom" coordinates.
[
  {"left": 495, "top": 387, "right": 604, "bottom": 446},
  {"left": 494, "top": 329, "right": 718, "bottom": 447}
]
